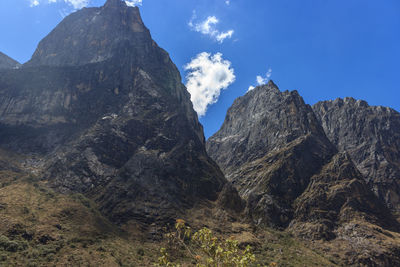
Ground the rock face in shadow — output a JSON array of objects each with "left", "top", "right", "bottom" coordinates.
[
  {"left": 206, "top": 81, "right": 400, "bottom": 265},
  {"left": 313, "top": 98, "right": 400, "bottom": 212},
  {"left": 0, "top": 0, "right": 234, "bottom": 225},
  {"left": 0, "top": 52, "right": 20, "bottom": 69}
]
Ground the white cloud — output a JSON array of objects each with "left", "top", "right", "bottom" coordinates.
[
  {"left": 248, "top": 68, "right": 273, "bottom": 92},
  {"left": 189, "top": 12, "right": 234, "bottom": 43},
  {"left": 125, "top": 0, "right": 142, "bottom": 7},
  {"left": 225, "top": 0, "right": 230, "bottom": 5},
  {"left": 185, "top": 52, "right": 235, "bottom": 116},
  {"left": 216, "top": 30, "right": 234, "bottom": 43},
  {"left": 64, "top": 0, "right": 89, "bottom": 9},
  {"left": 30, "top": 0, "right": 40, "bottom": 7},
  {"left": 29, "top": 0, "right": 89, "bottom": 9},
  {"left": 29, "top": 0, "right": 143, "bottom": 10}
]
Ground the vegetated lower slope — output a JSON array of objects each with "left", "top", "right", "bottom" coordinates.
[
  {"left": 0, "top": 0, "right": 399, "bottom": 266},
  {"left": 207, "top": 81, "right": 400, "bottom": 266},
  {"left": 0, "top": 160, "right": 342, "bottom": 266}
]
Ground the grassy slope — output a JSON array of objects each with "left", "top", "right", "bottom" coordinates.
[
  {"left": 0, "top": 169, "right": 344, "bottom": 267},
  {"left": 0, "top": 172, "right": 161, "bottom": 266}
]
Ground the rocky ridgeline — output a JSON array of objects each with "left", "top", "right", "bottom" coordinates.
[
  {"left": 0, "top": 0, "right": 399, "bottom": 265},
  {"left": 313, "top": 98, "right": 400, "bottom": 212},
  {"left": 207, "top": 81, "right": 400, "bottom": 265},
  {"left": 0, "top": 52, "right": 20, "bottom": 69},
  {"left": 0, "top": 0, "right": 240, "bottom": 226}
]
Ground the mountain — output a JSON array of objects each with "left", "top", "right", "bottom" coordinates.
[
  {"left": 1, "top": 0, "right": 400, "bottom": 265},
  {"left": 0, "top": 52, "right": 20, "bottom": 69},
  {"left": 0, "top": 0, "right": 238, "bottom": 227},
  {"left": 207, "top": 81, "right": 400, "bottom": 265},
  {"left": 313, "top": 98, "right": 400, "bottom": 212}
]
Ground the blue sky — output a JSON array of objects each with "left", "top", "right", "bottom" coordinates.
[{"left": 1, "top": 0, "right": 399, "bottom": 138}]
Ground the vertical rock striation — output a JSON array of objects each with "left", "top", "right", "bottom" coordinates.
[
  {"left": 207, "top": 81, "right": 398, "bottom": 239},
  {"left": 313, "top": 98, "right": 400, "bottom": 212},
  {"left": 0, "top": 0, "right": 234, "bottom": 225}
]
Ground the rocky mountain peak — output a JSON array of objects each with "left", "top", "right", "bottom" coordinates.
[
  {"left": 207, "top": 81, "right": 329, "bottom": 175},
  {"left": 0, "top": 1, "right": 234, "bottom": 227},
  {"left": 25, "top": 0, "right": 148, "bottom": 67}
]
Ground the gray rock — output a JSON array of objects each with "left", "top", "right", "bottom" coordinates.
[
  {"left": 0, "top": 0, "right": 233, "bottom": 225},
  {"left": 313, "top": 98, "right": 400, "bottom": 211},
  {"left": 206, "top": 81, "right": 399, "bottom": 240},
  {"left": 0, "top": 52, "right": 20, "bottom": 70}
]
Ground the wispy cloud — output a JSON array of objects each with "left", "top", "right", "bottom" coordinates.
[
  {"left": 29, "top": 0, "right": 89, "bottom": 9},
  {"left": 185, "top": 52, "right": 235, "bottom": 116},
  {"left": 225, "top": 0, "right": 230, "bottom": 5},
  {"left": 64, "top": 0, "right": 89, "bottom": 9},
  {"left": 125, "top": 0, "right": 142, "bottom": 7},
  {"left": 248, "top": 68, "right": 272, "bottom": 91},
  {"left": 189, "top": 12, "right": 234, "bottom": 43},
  {"left": 29, "top": 0, "right": 143, "bottom": 15},
  {"left": 30, "top": 0, "right": 39, "bottom": 7}
]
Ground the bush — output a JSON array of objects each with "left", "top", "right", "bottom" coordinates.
[
  {"left": 157, "top": 219, "right": 256, "bottom": 267},
  {"left": 0, "top": 235, "right": 27, "bottom": 252}
]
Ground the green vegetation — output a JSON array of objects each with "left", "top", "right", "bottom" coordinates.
[
  {"left": 157, "top": 219, "right": 256, "bottom": 267},
  {"left": 0, "top": 170, "right": 344, "bottom": 266}
]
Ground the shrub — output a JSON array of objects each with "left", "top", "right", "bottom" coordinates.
[
  {"left": 0, "top": 235, "right": 27, "bottom": 252},
  {"left": 157, "top": 219, "right": 256, "bottom": 267}
]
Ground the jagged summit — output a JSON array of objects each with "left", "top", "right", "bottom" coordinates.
[
  {"left": 25, "top": 0, "right": 147, "bottom": 67},
  {"left": 206, "top": 80, "right": 400, "bottom": 265},
  {"left": 313, "top": 97, "right": 400, "bottom": 211},
  {"left": 207, "top": 80, "right": 329, "bottom": 175}
]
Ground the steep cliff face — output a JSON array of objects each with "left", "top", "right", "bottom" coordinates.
[
  {"left": 207, "top": 81, "right": 337, "bottom": 227},
  {"left": 207, "top": 81, "right": 333, "bottom": 176},
  {"left": 0, "top": 0, "right": 231, "bottom": 225},
  {"left": 313, "top": 98, "right": 400, "bottom": 211},
  {"left": 206, "top": 82, "right": 398, "bottom": 241},
  {"left": 0, "top": 52, "right": 20, "bottom": 69},
  {"left": 26, "top": 0, "right": 149, "bottom": 68}
]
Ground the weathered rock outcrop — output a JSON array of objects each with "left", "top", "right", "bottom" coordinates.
[
  {"left": 313, "top": 98, "right": 400, "bottom": 212},
  {"left": 0, "top": 0, "right": 235, "bottom": 225},
  {"left": 0, "top": 52, "right": 20, "bottom": 69},
  {"left": 207, "top": 82, "right": 399, "bottom": 243},
  {"left": 290, "top": 152, "right": 398, "bottom": 240},
  {"left": 207, "top": 81, "right": 338, "bottom": 227}
]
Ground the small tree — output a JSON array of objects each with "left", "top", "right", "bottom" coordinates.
[{"left": 157, "top": 219, "right": 256, "bottom": 267}]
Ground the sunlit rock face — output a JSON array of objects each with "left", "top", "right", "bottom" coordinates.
[
  {"left": 207, "top": 81, "right": 398, "bottom": 241},
  {"left": 313, "top": 98, "right": 400, "bottom": 212},
  {"left": 0, "top": 0, "right": 232, "bottom": 225}
]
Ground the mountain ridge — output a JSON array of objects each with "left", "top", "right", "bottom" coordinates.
[
  {"left": 0, "top": 52, "right": 20, "bottom": 69},
  {"left": 0, "top": 1, "right": 399, "bottom": 265},
  {"left": 0, "top": 0, "right": 238, "bottom": 228}
]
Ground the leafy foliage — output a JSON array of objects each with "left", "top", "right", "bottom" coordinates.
[{"left": 157, "top": 219, "right": 256, "bottom": 267}]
